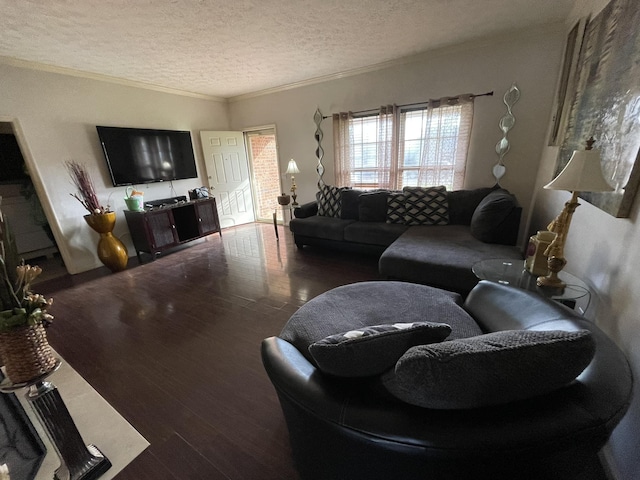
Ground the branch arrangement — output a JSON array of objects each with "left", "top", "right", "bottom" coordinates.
[{"left": 66, "top": 160, "right": 110, "bottom": 214}]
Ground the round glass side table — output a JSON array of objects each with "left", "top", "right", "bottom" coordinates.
[{"left": 472, "top": 259, "right": 591, "bottom": 315}]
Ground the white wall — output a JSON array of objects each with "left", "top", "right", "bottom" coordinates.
[
  {"left": 229, "top": 24, "right": 565, "bottom": 246},
  {"left": 530, "top": 0, "right": 640, "bottom": 478},
  {"left": 0, "top": 64, "right": 229, "bottom": 273}
]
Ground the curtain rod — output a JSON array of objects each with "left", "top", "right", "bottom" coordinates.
[{"left": 322, "top": 90, "right": 494, "bottom": 119}]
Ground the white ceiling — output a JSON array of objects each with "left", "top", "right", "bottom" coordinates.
[{"left": 0, "top": 0, "right": 575, "bottom": 100}]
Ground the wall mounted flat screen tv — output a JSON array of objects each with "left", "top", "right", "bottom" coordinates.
[{"left": 96, "top": 126, "right": 198, "bottom": 186}]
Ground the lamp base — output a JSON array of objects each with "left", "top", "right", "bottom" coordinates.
[{"left": 536, "top": 256, "right": 567, "bottom": 290}]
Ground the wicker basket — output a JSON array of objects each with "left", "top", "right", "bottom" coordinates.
[{"left": 0, "top": 323, "right": 57, "bottom": 384}]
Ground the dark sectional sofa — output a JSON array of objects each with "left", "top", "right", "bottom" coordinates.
[{"left": 290, "top": 186, "right": 524, "bottom": 292}]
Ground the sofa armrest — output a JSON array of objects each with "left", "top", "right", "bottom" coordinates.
[{"left": 294, "top": 201, "right": 318, "bottom": 218}]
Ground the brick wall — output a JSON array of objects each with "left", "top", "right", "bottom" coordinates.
[{"left": 249, "top": 134, "right": 284, "bottom": 221}]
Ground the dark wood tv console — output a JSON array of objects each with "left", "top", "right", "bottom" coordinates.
[{"left": 124, "top": 198, "right": 221, "bottom": 261}]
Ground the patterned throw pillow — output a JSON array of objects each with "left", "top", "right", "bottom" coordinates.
[
  {"left": 403, "top": 186, "right": 449, "bottom": 225},
  {"left": 386, "top": 192, "right": 406, "bottom": 224},
  {"left": 317, "top": 185, "right": 344, "bottom": 218},
  {"left": 382, "top": 329, "right": 595, "bottom": 409},
  {"left": 308, "top": 322, "right": 452, "bottom": 377}
]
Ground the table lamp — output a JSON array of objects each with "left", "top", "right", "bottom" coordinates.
[
  {"left": 537, "top": 137, "right": 613, "bottom": 288},
  {"left": 286, "top": 159, "right": 301, "bottom": 206}
]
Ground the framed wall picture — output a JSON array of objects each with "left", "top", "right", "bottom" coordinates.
[
  {"left": 548, "top": 17, "right": 588, "bottom": 146},
  {"left": 557, "top": 0, "right": 640, "bottom": 217}
]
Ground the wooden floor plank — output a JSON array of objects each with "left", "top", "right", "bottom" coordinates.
[{"left": 38, "top": 223, "right": 381, "bottom": 479}]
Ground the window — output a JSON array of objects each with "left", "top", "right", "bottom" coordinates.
[
  {"left": 334, "top": 97, "right": 473, "bottom": 191},
  {"left": 350, "top": 115, "right": 389, "bottom": 189}
]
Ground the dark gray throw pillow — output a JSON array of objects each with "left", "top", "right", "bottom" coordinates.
[
  {"left": 447, "top": 187, "right": 495, "bottom": 225},
  {"left": 382, "top": 329, "right": 595, "bottom": 409},
  {"left": 469, "top": 188, "right": 518, "bottom": 243},
  {"left": 309, "top": 322, "right": 452, "bottom": 377},
  {"left": 359, "top": 191, "right": 390, "bottom": 222}
]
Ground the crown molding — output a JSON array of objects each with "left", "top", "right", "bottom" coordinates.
[
  {"left": 0, "top": 55, "right": 227, "bottom": 102},
  {"left": 229, "top": 22, "right": 565, "bottom": 103},
  {"left": 227, "top": 56, "right": 414, "bottom": 103}
]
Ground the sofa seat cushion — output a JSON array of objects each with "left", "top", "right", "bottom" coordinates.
[
  {"left": 309, "top": 321, "right": 452, "bottom": 377},
  {"left": 289, "top": 216, "right": 355, "bottom": 242},
  {"left": 343, "top": 222, "right": 408, "bottom": 246},
  {"left": 382, "top": 329, "right": 596, "bottom": 409},
  {"left": 379, "top": 226, "right": 522, "bottom": 292},
  {"left": 279, "top": 281, "right": 480, "bottom": 365}
]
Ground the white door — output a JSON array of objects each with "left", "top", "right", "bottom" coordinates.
[{"left": 200, "top": 131, "right": 255, "bottom": 228}]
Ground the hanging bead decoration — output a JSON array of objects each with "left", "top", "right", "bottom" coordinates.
[
  {"left": 314, "top": 107, "right": 325, "bottom": 189},
  {"left": 493, "top": 83, "right": 520, "bottom": 185}
]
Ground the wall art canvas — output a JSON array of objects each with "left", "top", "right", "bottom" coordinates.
[
  {"left": 548, "top": 17, "right": 588, "bottom": 146},
  {"left": 558, "top": 0, "right": 640, "bottom": 217}
]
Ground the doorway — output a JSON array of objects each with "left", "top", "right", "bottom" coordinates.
[
  {"left": 199, "top": 128, "right": 282, "bottom": 227},
  {"left": 244, "top": 128, "right": 283, "bottom": 223},
  {"left": 0, "top": 120, "right": 66, "bottom": 281}
]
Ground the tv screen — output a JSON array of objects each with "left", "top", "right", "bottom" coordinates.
[{"left": 96, "top": 126, "right": 198, "bottom": 186}]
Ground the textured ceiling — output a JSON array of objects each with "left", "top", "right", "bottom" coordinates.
[{"left": 0, "top": 0, "right": 574, "bottom": 99}]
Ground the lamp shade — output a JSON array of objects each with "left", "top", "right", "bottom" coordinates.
[
  {"left": 544, "top": 149, "right": 613, "bottom": 192},
  {"left": 285, "top": 159, "right": 300, "bottom": 175}
]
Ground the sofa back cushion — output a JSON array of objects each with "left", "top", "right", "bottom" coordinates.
[
  {"left": 359, "top": 191, "right": 391, "bottom": 222},
  {"left": 447, "top": 187, "right": 495, "bottom": 225},
  {"left": 470, "top": 189, "right": 520, "bottom": 243},
  {"left": 340, "top": 189, "right": 365, "bottom": 220}
]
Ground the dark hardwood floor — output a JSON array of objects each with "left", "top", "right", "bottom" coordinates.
[{"left": 38, "top": 222, "right": 382, "bottom": 479}]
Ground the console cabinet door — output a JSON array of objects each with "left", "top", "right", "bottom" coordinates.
[
  {"left": 145, "top": 210, "right": 178, "bottom": 249},
  {"left": 195, "top": 199, "right": 221, "bottom": 236}
]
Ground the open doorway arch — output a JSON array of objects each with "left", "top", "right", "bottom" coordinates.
[{"left": 0, "top": 118, "right": 67, "bottom": 280}]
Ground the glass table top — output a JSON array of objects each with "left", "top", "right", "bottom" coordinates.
[{"left": 472, "top": 259, "right": 591, "bottom": 313}]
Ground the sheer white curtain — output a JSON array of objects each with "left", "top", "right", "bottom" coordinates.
[
  {"left": 333, "top": 94, "right": 474, "bottom": 190},
  {"left": 333, "top": 112, "right": 354, "bottom": 187},
  {"left": 377, "top": 105, "right": 397, "bottom": 189},
  {"left": 400, "top": 95, "right": 473, "bottom": 190}
]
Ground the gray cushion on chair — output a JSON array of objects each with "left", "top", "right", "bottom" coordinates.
[
  {"left": 382, "top": 329, "right": 596, "bottom": 409},
  {"left": 309, "top": 321, "right": 451, "bottom": 377},
  {"left": 279, "top": 281, "right": 478, "bottom": 365}
]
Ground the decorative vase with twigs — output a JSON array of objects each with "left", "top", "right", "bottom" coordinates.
[{"left": 66, "top": 161, "right": 128, "bottom": 272}]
